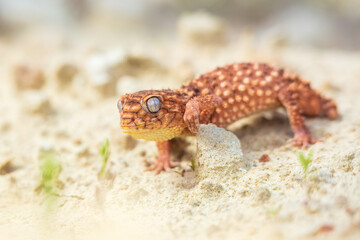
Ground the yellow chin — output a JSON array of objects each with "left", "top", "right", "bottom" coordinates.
[{"left": 122, "top": 127, "right": 184, "bottom": 141}]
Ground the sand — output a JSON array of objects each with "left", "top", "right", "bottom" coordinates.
[{"left": 0, "top": 29, "right": 360, "bottom": 240}]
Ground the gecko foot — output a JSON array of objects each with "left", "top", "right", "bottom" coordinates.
[
  {"left": 292, "top": 133, "right": 320, "bottom": 148},
  {"left": 145, "top": 156, "right": 179, "bottom": 174}
]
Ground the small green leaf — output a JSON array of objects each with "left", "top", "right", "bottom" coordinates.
[
  {"left": 298, "top": 149, "right": 313, "bottom": 175},
  {"left": 266, "top": 208, "right": 278, "bottom": 216},
  {"left": 99, "top": 138, "right": 110, "bottom": 178},
  {"left": 38, "top": 148, "right": 62, "bottom": 210},
  {"left": 190, "top": 157, "right": 195, "bottom": 170}
]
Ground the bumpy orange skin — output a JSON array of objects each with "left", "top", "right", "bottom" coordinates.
[{"left": 118, "top": 63, "right": 338, "bottom": 173}]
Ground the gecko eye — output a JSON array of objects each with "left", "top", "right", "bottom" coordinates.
[
  {"left": 146, "top": 97, "right": 161, "bottom": 113},
  {"left": 117, "top": 100, "right": 122, "bottom": 111}
]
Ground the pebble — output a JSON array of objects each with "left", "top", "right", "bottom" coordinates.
[
  {"left": 85, "top": 50, "right": 126, "bottom": 97},
  {"left": 195, "top": 124, "right": 250, "bottom": 181},
  {"left": 178, "top": 11, "right": 226, "bottom": 46},
  {"left": 13, "top": 65, "right": 45, "bottom": 90},
  {"left": 22, "top": 92, "right": 53, "bottom": 115},
  {"left": 56, "top": 63, "right": 78, "bottom": 88}
]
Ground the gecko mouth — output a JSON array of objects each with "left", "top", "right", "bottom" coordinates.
[
  {"left": 121, "top": 126, "right": 152, "bottom": 132},
  {"left": 120, "top": 113, "right": 167, "bottom": 131},
  {"left": 121, "top": 123, "right": 184, "bottom": 141}
]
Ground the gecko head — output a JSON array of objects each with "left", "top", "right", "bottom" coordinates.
[{"left": 118, "top": 90, "right": 188, "bottom": 141}]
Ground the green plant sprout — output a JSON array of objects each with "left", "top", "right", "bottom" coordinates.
[
  {"left": 298, "top": 149, "right": 314, "bottom": 176},
  {"left": 190, "top": 157, "right": 195, "bottom": 170},
  {"left": 37, "top": 148, "right": 62, "bottom": 209},
  {"left": 99, "top": 138, "right": 110, "bottom": 178},
  {"left": 266, "top": 208, "right": 278, "bottom": 216}
]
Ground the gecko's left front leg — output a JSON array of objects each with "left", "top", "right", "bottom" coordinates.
[
  {"left": 146, "top": 141, "right": 178, "bottom": 174},
  {"left": 183, "top": 95, "right": 222, "bottom": 133}
]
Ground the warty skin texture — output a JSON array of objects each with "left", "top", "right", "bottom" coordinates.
[{"left": 118, "top": 63, "right": 338, "bottom": 173}]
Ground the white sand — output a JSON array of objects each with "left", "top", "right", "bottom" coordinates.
[{"left": 0, "top": 32, "right": 360, "bottom": 240}]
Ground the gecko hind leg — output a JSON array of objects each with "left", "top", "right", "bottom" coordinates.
[{"left": 278, "top": 88, "right": 318, "bottom": 148}]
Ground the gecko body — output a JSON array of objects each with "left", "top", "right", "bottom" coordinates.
[{"left": 118, "top": 63, "right": 338, "bottom": 172}]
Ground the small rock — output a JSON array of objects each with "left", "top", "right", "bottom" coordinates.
[
  {"left": 190, "top": 199, "right": 201, "bottom": 207},
  {"left": 22, "top": 92, "right": 53, "bottom": 115},
  {"left": 85, "top": 50, "right": 126, "bottom": 97},
  {"left": 127, "top": 187, "right": 149, "bottom": 201},
  {"left": 54, "top": 128, "right": 69, "bottom": 138},
  {"left": 56, "top": 63, "right": 78, "bottom": 88},
  {"left": 259, "top": 154, "right": 270, "bottom": 163},
  {"left": 73, "top": 138, "right": 82, "bottom": 145},
  {"left": 255, "top": 187, "right": 271, "bottom": 202},
  {"left": 122, "top": 135, "right": 138, "bottom": 151},
  {"left": 0, "top": 121, "right": 11, "bottom": 132},
  {"left": 199, "top": 179, "right": 224, "bottom": 198},
  {"left": 182, "top": 208, "right": 193, "bottom": 216},
  {"left": 121, "top": 52, "right": 164, "bottom": 75},
  {"left": 0, "top": 155, "right": 15, "bottom": 175},
  {"left": 74, "top": 144, "right": 90, "bottom": 158},
  {"left": 178, "top": 11, "right": 227, "bottom": 46},
  {"left": 13, "top": 65, "right": 45, "bottom": 90},
  {"left": 304, "top": 200, "right": 321, "bottom": 214},
  {"left": 89, "top": 74, "right": 117, "bottom": 97},
  {"left": 195, "top": 124, "right": 250, "bottom": 181},
  {"left": 85, "top": 49, "right": 165, "bottom": 97},
  {"left": 315, "top": 224, "right": 334, "bottom": 234},
  {"left": 320, "top": 81, "right": 340, "bottom": 92},
  {"left": 112, "top": 133, "right": 138, "bottom": 152},
  {"left": 337, "top": 151, "right": 356, "bottom": 172}
]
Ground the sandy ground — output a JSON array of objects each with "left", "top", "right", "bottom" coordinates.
[{"left": 0, "top": 29, "right": 360, "bottom": 240}]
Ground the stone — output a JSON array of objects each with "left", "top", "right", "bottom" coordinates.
[
  {"left": 56, "top": 63, "right": 78, "bottom": 87},
  {"left": 178, "top": 11, "right": 226, "bottom": 46},
  {"left": 195, "top": 124, "right": 250, "bottom": 181},
  {"left": 13, "top": 65, "right": 45, "bottom": 90},
  {"left": 23, "top": 92, "right": 53, "bottom": 115}
]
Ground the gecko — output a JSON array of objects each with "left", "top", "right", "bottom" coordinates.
[{"left": 117, "top": 63, "right": 338, "bottom": 173}]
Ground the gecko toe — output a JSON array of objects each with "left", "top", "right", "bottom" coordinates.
[
  {"left": 145, "top": 158, "right": 178, "bottom": 173},
  {"left": 184, "top": 113, "right": 200, "bottom": 133},
  {"left": 292, "top": 135, "right": 319, "bottom": 148}
]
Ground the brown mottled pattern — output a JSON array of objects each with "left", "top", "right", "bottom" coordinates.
[{"left": 118, "top": 62, "right": 338, "bottom": 173}]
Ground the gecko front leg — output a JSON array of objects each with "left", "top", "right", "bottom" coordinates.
[
  {"left": 146, "top": 141, "right": 178, "bottom": 174},
  {"left": 184, "top": 95, "right": 222, "bottom": 133}
]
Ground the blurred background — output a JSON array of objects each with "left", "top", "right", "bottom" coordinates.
[
  {"left": 1, "top": 0, "right": 359, "bottom": 98},
  {"left": 1, "top": 0, "right": 360, "bottom": 49}
]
